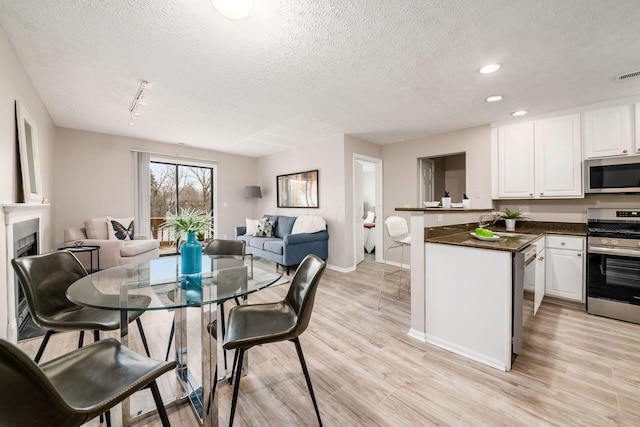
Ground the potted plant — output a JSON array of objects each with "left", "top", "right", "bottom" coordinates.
[
  {"left": 499, "top": 208, "right": 526, "bottom": 231},
  {"left": 159, "top": 208, "right": 213, "bottom": 274}
]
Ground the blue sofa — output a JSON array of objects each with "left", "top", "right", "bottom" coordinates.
[{"left": 235, "top": 215, "right": 329, "bottom": 272}]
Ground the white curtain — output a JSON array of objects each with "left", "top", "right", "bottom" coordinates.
[{"left": 133, "top": 151, "right": 151, "bottom": 237}]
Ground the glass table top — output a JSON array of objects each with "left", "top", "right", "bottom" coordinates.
[{"left": 67, "top": 255, "right": 283, "bottom": 311}]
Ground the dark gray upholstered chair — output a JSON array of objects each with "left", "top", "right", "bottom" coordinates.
[
  {"left": 0, "top": 337, "right": 175, "bottom": 427},
  {"left": 223, "top": 254, "right": 326, "bottom": 426},
  {"left": 165, "top": 239, "right": 246, "bottom": 363},
  {"left": 11, "top": 251, "right": 151, "bottom": 363}
]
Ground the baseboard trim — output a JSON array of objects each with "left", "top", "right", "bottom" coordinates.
[
  {"left": 327, "top": 264, "right": 356, "bottom": 273},
  {"left": 407, "top": 328, "right": 427, "bottom": 342}
]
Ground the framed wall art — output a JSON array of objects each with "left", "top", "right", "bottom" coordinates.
[
  {"left": 276, "top": 169, "right": 319, "bottom": 208},
  {"left": 16, "top": 101, "right": 42, "bottom": 203}
]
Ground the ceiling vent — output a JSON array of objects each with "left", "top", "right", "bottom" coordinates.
[{"left": 616, "top": 70, "right": 640, "bottom": 80}]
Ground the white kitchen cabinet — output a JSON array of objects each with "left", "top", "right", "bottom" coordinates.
[
  {"left": 535, "top": 114, "right": 582, "bottom": 197},
  {"left": 583, "top": 104, "right": 632, "bottom": 158},
  {"left": 495, "top": 123, "right": 535, "bottom": 198},
  {"left": 493, "top": 113, "right": 582, "bottom": 199},
  {"left": 545, "top": 235, "right": 585, "bottom": 302},
  {"left": 533, "top": 238, "right": 546, "bottom": 315}
]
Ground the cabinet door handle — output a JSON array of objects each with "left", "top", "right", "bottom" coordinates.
[
  {"left": 540, "top": 192, "right": 543, "bottom": 196},
  {"left": 561, "top": 242, "right": 565, "bottom": 245},
  {"left": 538, "top": 256, "right": 544, "bottom": 261},
  {"left": 577, "top": 253, "right": 582, "bottom": 257},
  {"left": 623, "top": 149, "right": 628, "bottom": 154}
]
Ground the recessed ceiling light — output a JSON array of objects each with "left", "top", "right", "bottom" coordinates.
[
  {"left": 485, "top": 95, "right": 503, "bottom": 102},
  {"left": 511, "top": 110, "right": 528, "bottom": 117},
  {"left": 212, "top": 0, "right": 252, "bottom": 19},
  {"left": 478, "top": 63, "right": 502, "bottom": 74}
]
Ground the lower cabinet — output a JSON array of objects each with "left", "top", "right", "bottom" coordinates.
[{"left": 544, "top": 235, "right": 585, "bottom": 302}]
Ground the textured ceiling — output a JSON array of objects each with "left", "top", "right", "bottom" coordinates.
[{"left": 1, "top": 0, "right": 639, "bottom": 157}]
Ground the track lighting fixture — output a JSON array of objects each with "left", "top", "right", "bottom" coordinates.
[{"left": 128, "top": 80, "right": 149, "bottom": 126}]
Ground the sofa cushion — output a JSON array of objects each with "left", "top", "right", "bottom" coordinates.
[
  {"left": 247, "top": 237, "right": 280, "bottom": 250},
  {"left": 107, "top": 216, "right": 135, "bottom": 241},
  {"left": 84, "top": 216, "right": 109, "bottom": 240},
  {"left": 273, "top": 215, "right": 296, "bottom": 238},
  {"left": 120, "top": 240, "right": 159, "bottom": 257},
  {"left": 245, "top": 218, "right": 259, "bottom": 235},
  {"left": 263, "top": 239, "right": 284, "bottom": 255},
  {"left": 253, "top": 218, "right": 275, "bottom": 237}
]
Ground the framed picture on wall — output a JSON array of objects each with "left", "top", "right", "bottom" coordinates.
[
  {"left": 15, "top": 101, "right": 43, "bottom": 203},
  {"left": 276, "top": 169, "right": 319, "bottom": 208}
]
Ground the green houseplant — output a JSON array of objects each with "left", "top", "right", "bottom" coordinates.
[
  {"left": 499, "top": 208, "right": 525, "bottom": 231},
  {"left": 159, "top": 208, "right": 213, "bottom": 274}
]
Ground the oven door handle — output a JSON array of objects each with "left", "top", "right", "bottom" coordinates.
[{"left": 588, "top": 245, "right": 640, "bottom": 258}]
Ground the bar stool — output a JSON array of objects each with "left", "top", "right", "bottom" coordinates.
[{"left": 378, "top": 215, "right": 411, "bottom": 309}]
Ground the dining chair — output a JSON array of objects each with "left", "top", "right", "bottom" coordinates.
[
  {"left": 165, "top": 239, "right": 246, "bottom": 364},
  {"left": 223, "top": 254, "right": 326, "bottom": 426},
  {"left": 11, "top": 251, "right": 151, "bottom": 363},
  {"left": 0, "top": 337, "right": 175, "bottom": 427},
  {"left": 378, "top": 215, "right": 411, "bottom": 309}
]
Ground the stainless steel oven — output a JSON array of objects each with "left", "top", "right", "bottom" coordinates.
[{"left": 587, "top": 208, "right": 640, "bottom": 323}]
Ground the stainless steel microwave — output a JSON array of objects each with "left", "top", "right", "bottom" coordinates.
[{"left": 584, "top": 155, "right": 640, "bottom": 194}]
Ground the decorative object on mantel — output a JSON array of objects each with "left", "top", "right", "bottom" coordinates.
[
  {"left": 15, "top": 101, "right": 42, "bottom": 203},
  {"left": 159, "top": 208, "right": 213, "bottom": 275},
  {"left": 499, "top": 208, "right": 526, "bottom": 232},
  {"left": 441, "top": 190, "right": 451, "bottom": 209}
]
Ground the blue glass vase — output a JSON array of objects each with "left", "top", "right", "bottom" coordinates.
[{"left": 180, "top": 232, "right": 202, "bottom": 275}]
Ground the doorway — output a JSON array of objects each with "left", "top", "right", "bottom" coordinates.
[{"left": 353, "top": 154, "right": 383, "bottom": 266}]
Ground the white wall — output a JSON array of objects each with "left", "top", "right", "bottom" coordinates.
[
  {"left": 256, "top": 134, "right": 348, "bottom": 269},
  {"left": 382, "top": 125, "right": 493, "bottom": 264},
  {"left": 0, "top": 27, "right": 56, "bottom": 339},
  {"left": 54, "top": 128, "right": 258, "bottom": 245}
]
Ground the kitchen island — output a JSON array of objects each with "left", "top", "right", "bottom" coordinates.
[
  {"left": 396, "top": 207, "right": 585, "bottom": 371},
  {"left": 425, "top": 230, "right": 539, "bottom": 371}
]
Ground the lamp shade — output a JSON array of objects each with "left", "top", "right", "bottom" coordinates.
[{"left": 244, "top": 186, "right": 262, "bottom": 198}]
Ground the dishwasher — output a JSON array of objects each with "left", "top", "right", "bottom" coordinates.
[{"left": 512, "top": 244, "right": 537, "bottom": 355}]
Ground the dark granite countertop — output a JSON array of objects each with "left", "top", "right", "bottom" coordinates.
[{"left": 424, "top": 221, "right": 586, "bottom": 253}]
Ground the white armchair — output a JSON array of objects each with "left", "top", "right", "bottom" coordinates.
[{"left": 64, "top": 216, "right": 159, "bottom": 270}]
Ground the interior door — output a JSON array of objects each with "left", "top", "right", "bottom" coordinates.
[
  {"left": 354, "top": 161, "right": 365, "bottom": 264},
  {"left": 420, "top": 158, "right": 435, "bottom": 203}
]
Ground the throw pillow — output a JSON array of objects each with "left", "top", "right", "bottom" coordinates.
[
  {"left": 84, "top": 216, "right": 109, "bottom": 239},
  {"left": 291, "top": 215, "right": 326, "bottom": 234},
  {"left": 245, "top": 218, "right": 259, "bottom": 236},
  {"left": 253, "top": 218, "right": 275, "bottom": 237},
  {"left": 106, "top": 216, "right": 135, "bottom": 241}
]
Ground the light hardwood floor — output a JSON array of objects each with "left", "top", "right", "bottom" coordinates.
[{"left": 17, "top": 257, "right": 640, "bottom": 426}]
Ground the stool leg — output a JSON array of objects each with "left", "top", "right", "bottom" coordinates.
[
  {"left": 377, "top": 245, "right": 392, "bottom": 309},
  {"left": 165, "top": 319, "right": 175, "bottom": 361},
  {"left": 397, "top": 245, "right": 404, "bottom": 299},
  {"left": 136, "top": 317, "right": 151, "bottom": 357}
]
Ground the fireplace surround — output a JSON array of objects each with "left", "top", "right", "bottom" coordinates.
[{"left": 3, "top": 203, "right": 49, "bottom": 342}]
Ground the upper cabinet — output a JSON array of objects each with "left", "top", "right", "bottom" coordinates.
[
  {"left": 494, "top": 123, "right": 535, "bottom": 198},
  {"left": 583, "top": 104, "right": 633, "bottom": 158},
  {"left": 493, "top": 114, "right": 582, "bottom": 199}
]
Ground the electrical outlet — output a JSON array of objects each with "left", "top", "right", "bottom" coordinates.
[
  {"left": 223, "top": 202, "right": 228, "bottom": 208},
  {"left": 437, "top": 214, "right": 443, "bottom": 222},
  {"left": 518, "top": 205, "right": 530, "bottom": 214},
  {"left": 475, "top": 190, "right": 481, "bottom": 199}
]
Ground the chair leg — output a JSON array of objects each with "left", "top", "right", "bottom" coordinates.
[
  {"left": 206, "top": 365, "right": 218, "bottom": 415},
  {"left": 219, "top": 303, "right": 228, "bottom": 370},
  {"left": 165, "top": 318, "right": 175, "bottom": 361},
  {"left": 292, "top": 338, "right": 322, "bottom": 426},
  {"left": 229, "top": 349, "right": 239, "bottom": 384},
  {"left": 136, "top": 317, "right": 151, "bottom": 357},
  {"left": 93, "top": 329, "right": 100, "bottom": 343},
  {"left": 149, "top": 381, "right": 171, "bottom": 427},
  {"left": 397, "top": 245, "right": 404, "bottom": 299},
  {"left": 34, "top": 330, "right": 54, "bottom": 363},
  {"left": 78, "top": 330, "right": 85, "bottom": 348},
  {"left": 105, "top": 409, "right": 110, "bottom": 427},
  {"left": 229, "top": 348, "right": 245, "bottom": 427}
]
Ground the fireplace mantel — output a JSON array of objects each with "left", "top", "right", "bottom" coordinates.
[{"left": 3, "top": 203, "right": 50, "bottom": 224}]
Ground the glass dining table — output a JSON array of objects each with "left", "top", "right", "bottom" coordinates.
[{"left": 66, "top": 254, "right": 283, "bottom": 427}]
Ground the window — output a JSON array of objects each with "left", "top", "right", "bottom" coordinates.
[{"left": 150, "top": 161, "right": 214, "bottom": 252}]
